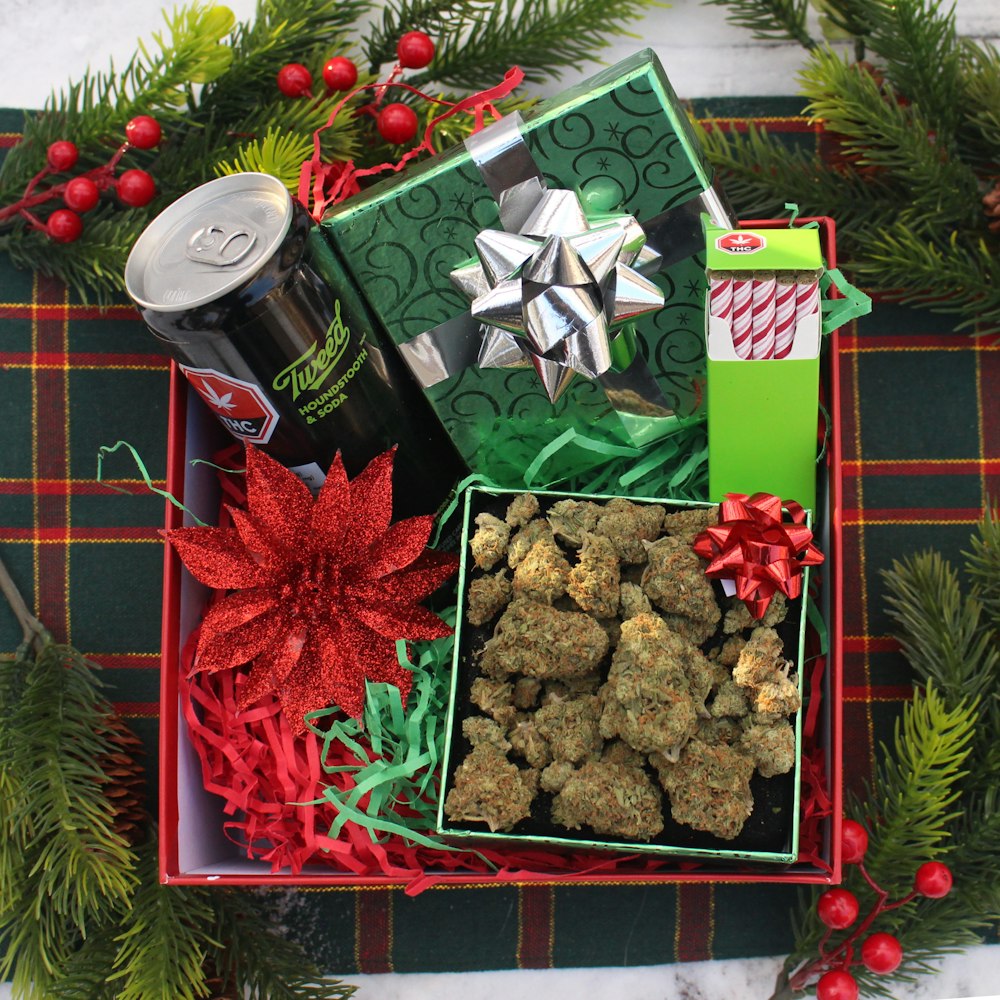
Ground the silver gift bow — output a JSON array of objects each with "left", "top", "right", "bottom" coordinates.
[{"left": 398, "top": 112, "right": 733, "bottom": 434}]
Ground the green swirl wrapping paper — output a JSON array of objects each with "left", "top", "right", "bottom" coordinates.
[{"left": 319, "top": 50, "right": 723, "bottom": 486}]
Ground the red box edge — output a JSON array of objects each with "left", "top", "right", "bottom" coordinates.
[
  {"left": 159, "top": 221, "right": 845, "bottom": 888},
  {"left": 159, "top": 362, "right": 186, "bottom": 884}
]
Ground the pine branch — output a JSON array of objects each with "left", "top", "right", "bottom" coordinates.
[
  {"left": 809, "top": 0, "right": 878, "bottom": 46},
  {"left": 210, "top": 893, "right": 358, "bottom": 1000},
  {"left": 860, "top": 684, "right": 975, "bottom": 893},
  {"left": 405, "top": 0, "right": 663, "bottom": 92},
  {"left": 0, "top": 210, "right": 145, "bottom": 305},
  {"left": 108, "top": 842, "right": 220, "bottom": 1000},
  {"left": 946, "top": 787, "right": 1000, "bottom": 917},
  {"left": 361, "top": 0, "right": 486, "bottom": 71},
  {"left": 798, "top": 48, "right": 979, "bottom": 221},
  {"left": 703, "top": 0, "right": 817, "bottom": 49},
  {"left": 216, "top": 128, "right": 318, "bottom": 191},
  {"left": 965, "top": 506, "right": 1000, "bottom": 635},
  {"left": 959, "top": 39, "right": 1000, "bottom": 169},
  {"left": 0, "top": 5, "right": 235, "bottom": 196},
  {"left": 204, "top": 87, "right": 367, "bottom": 179},
  {"left": 865, "top": 0, "right": 965, "bottom": 140},
  {"left": 786, "top": 685, "right": 982, "bottom": 976},
  {"left": 0, "top": 550, "right": 138, "bottom": 995},
  {"left": 48, "top": 931, "right": 121, "bottom": 1000},
  {"left": 881, "top": 550, "right": 999, "bottom": 703},
  {"left": 146, "top": 0, "right": 374, "bottom": 198},
  {"left": 0, "top": 877, "right": 84, "bottom": 998},
  {"left": 701, "top": 0, "right": 1000, "bottom": 336},
  {"left": 197, "top": 0, "right": 372, "bottom": 124},
  {"left": 106, "top": 841, "right": 359, "bottom": 1000},
  {"left": 853, "top": 222, "right": 1000, "bottom": 333},
  {"left": 693, "top": 118, "right": 900, "bottom": 231},
  {"left": 5, "top": 640, "right": 139, "bottom": 934}
]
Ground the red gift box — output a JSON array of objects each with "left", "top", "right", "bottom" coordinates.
[{"left": 159, "top": 219, "right": 843, "bottom": 888}]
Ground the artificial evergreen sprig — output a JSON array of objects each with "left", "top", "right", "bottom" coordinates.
[
  {"left": 702, "top": 0, "right": 1000, "bottom": 333},
  {"left": 856, "top": 686, "right": 973, "bottom": 893},
  {"left": 692, "top": 120, "right": 898, "bottom": 234},
  {"left": 0, "top": 4, "right": 235, "bottom": 189},
  {"left": 1, "top": 547, "right": 356, "bottom": 999},
  {"left": 399, "top": 0, "right": 664, "bottom": 91},
  {"left": 771, "top": 685, "right": 978, "bottom": 1000},
  {"left": 703, "top": 0, "right": 816, "bottom": 50},
  {"left": 0, "top": 0, "right": 662, "bottom": 304},
  {"left": 880, "top": 549, "right": 998, "bottom": 704},
  {"left": 0, "top": 3, "right": 237, "bottom": 303},
  {"left": 966, "top": 505, "right": 1000, "bottom": 632},
  {"left": 107, "top": 842, "right": 222, "bottom": 1000},
  {"left": 208, "top": 892, "right": 357, "bottom": 1000},
  {"left": 772, "top": 512, "right": 1000, "bottom": 999},
  {"left": 216, "top": 127, "right": 319, "bottom": 190},
  {"left": 0, "top": 555, "right": 138, "bottom": 998},
  {"left": 362, "top": 0, "right": 485, "bottom": 71}
]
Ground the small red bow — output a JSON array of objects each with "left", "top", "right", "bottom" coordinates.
[{"left": 693, "top": 492, "right": 824, "bottom": 619}]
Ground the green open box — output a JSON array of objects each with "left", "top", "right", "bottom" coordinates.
[
  {"left": 705, "top": 225, "right": 824, "bottom": 512},
  {"left": 436, "top": 485, "right": 811, "bottom": 865}
]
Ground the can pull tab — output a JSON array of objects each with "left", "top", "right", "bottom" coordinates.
[{"left": 186, "top": 223, "right": 257, "bottom": 266}]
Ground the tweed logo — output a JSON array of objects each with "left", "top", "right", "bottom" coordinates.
[
  {"left": 271, "top": 299, "right": 353, "bottom": 402},
  {"left": 179, "top": 365, "right": 279, "bottom": 445}
]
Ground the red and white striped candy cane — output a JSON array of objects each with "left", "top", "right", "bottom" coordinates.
[
  {"left": 730, "top": 276, "right": 754, "bottom": 359},
  {"left": 774, "top": 275, "right": 797, "bottom": 359},
  {"left": 708, "top": 270, "right": 734, "bottom": 324},
  {"left": 751, "top": 272, "right": 776, "bottom": 360},
  {"left": 795, "top": 270, "right": 821, "bottom": 328}
]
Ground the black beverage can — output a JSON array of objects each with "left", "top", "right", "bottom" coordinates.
[{"left": 125, "top": 172, "right": 464, "bottom": 517}]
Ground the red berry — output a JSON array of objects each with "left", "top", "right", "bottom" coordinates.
[
  {"left": 277, "top": 63, "right": 313, "bottom": 97},
  {"left": 47, "top": 140, "right": 79, "bottom": 172},
  {"left": 397, "top": 30, "right": 435, "bottom": 69},
  {"left": 116, "top": 168, "right": 156, "bottom": 207},
  {"left": 377, "top": 102, "right": 418, "bottom": 145},
  {"left": 861, "top": 932, "right": 903, "bottom": 974},
  {"left": 914, "top": 860, "right": 953, "bottom": 898},
  {"left": 816, "top": 888, "right": 859, "bottom": 930},
  {"left": 125, "top": 115, "right": 162, "bottom": 149},
  {"left": 47, "top": 209, "right": 83, "bottom": 243},
  {"left": 816, "top": 969, "right": 859, "bottom": 1000},
  {"left": 322, "top": 56, "right": 358, "bottom": 92},
  {"left": 63, "top": 176, "right": 100, "bottom": 213},
  {"left": 841, "top": 819, "right": 869, "bottom": 865}
]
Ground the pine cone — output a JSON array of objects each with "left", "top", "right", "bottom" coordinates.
[
  {"left": 202, "top": 957, "right": 241, "bottom": 999},
  {"left": 983, "top": 180, "right": 1000, "bottom": 233},
  {"left": 202, "top": 973, "right": 241, "bottom": 999},
  {"left": 96, "top": 710, "right": 148, "bottom": 845}
]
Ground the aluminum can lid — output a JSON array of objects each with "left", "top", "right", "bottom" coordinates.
[{"left": 124, "top": 172, "right": 293, "bottom": 312}]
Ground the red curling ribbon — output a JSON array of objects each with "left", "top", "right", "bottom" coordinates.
[
  {"left": 693, "top": 492, "right": 824, "bottom": 620},
  {"left": 299, "top": 66, "right": 525, "bottom": 222}
]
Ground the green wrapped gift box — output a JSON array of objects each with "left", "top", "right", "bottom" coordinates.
[{"left": 319, "top": 49, "right": 732, "bottom": 487}]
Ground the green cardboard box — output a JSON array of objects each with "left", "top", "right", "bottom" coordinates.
[
  {"left": 436, "top": 486, "right": 809, "bottom": 865},
  {"left": 320, "top": 50, "right": 731, "bottom": 487},
  {"left": 705, "top": 225, "right": 824, "bottom": 512}
]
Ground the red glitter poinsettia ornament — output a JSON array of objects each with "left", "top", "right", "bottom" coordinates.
[{"left": 166, "top": 445, "right": 458, "bottom": 732}]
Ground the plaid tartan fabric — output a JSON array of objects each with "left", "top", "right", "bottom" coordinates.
[{"left": 1, "top": 99, "right": 996, "bottom": 974}]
